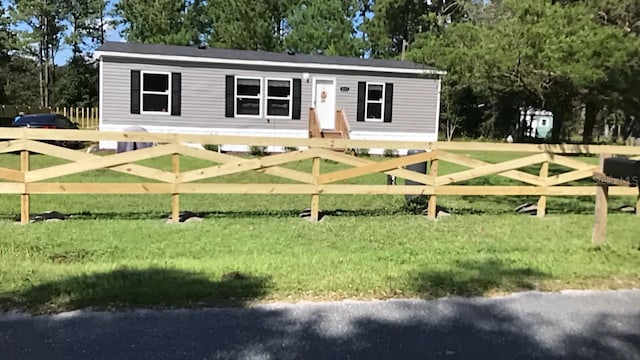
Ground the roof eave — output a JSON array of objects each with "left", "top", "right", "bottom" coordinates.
[{"left": 94, "top": 50, "right": 447, "bottom": 76}]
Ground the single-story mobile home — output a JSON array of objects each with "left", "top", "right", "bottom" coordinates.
[{"left": 94, "top": 42, "right": 445, "bottom": 153}]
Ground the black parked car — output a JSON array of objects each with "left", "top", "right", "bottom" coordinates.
[
  {"left": 12, "top": 113, "right": 85, "bottom": 149},
  {"left": 13, "top": 113, "right": 79, "bottom": 129}
]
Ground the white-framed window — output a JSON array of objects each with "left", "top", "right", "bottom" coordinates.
[
  {"left": 366, "top": 82, "right": 385, "bottom": 121},
  {"left": 141, "top": 71, "right": 171, "bottom": 114},
  {"left": 265, "top": 78, "right": 293, "bottom": 118},
  {"left": 235, "top": 76, "right": 263, "bottom": 117}
]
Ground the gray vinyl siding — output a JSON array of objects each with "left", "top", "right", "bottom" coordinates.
[
  {"left": 336, "top": 75, "right": 438, "bottom": 134},
  {"left": 101, "top": 57, "right": 439, "bottom": 134}
]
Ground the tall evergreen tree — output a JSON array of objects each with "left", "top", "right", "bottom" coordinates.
[
  {"left": 206, "top": 0, "right": 291, "bottom": 51},
  {"left": 115, "top": 0, "right": 204, "bottom": 45},
  {"left": 0, "top": 1, "right": 16, "bottom": 104},
  {"left": 62, "top": 0, "right": 106, "bottom": 56},
  {"left": 284, "top": 0, "right": 364, "bottom": 57},
  {"left": 10, "top": 0, "right": 68, "bottom": 106},
  {"left": 364, "top": 0, "right": 479, "bottom": 59},
  {"left": 54, "top": 56, "right": 97, "bottom": 107}
]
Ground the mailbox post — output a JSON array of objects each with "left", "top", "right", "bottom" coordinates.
[{"left": 592, "top": 156, "right": 640, "bottom": 245}]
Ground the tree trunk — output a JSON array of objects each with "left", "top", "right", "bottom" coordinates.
[
  {"left": 622, "top": 116, "right": 632, "bottom": 140},
  {"left": 550, "top": 95, "right": 582, "bottom": 143},
  {"left": 39, "top": 38, "right": 45, "bottom": 107},
  {"left": 73, "top": 17, "right": 80, "bottom": 57},
  {"left": 583, "top": 99, "right": 597, "bottom": 144},
  {"left": 49, "top": 45, "right": 55, "bottom": 106},
  {"left": 551, "top": 104, "right": 566, "bottom": 143},
  {"left": 43, "top": 16, "right": 49, "bottom": 108}
]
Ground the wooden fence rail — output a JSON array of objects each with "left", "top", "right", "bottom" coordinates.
[{"left": 1, "top": 129, "right": 639, "bottom": 241}]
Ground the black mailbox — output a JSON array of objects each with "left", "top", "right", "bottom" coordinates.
[
  {"left": 404, "top": 149, "right": 429, "bottom": 202},
  {"left": 602, "top": 157, "right": 640, "bottom": 187}
]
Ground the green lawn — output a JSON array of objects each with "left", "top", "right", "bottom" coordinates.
[{"left": 1, "top": 150, "right": 639, "bottom": 314}]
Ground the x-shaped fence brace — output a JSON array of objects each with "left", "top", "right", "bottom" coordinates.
[{"left": 1, "top": 138, "right": 639, "bottom": 226}]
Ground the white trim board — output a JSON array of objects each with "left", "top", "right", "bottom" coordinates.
[
  {"left": 434, "top": 78, "right": 442, "bottom": 140},
  {"left": 97, "top": 124, "right": 437, "bottom": 156},
  {"left": 98, "top": 124, "right": 308, "bottom": 152},
  {"left": 349, "top": 131, "right": 438, "bottom": 156},
  {"left": 94, "top": 50, "right": 448, "bottom": 76},
  {"left": 98, "top": 57, "right": 104, "bottom": 130}
]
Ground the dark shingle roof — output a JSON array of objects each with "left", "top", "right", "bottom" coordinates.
[{"left": 96, "top": 42, "right": 441, "bottom": 73}]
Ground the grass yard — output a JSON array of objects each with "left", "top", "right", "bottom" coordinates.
[{"left": 0, "top": 149, "right": 639, "bottom": 314}]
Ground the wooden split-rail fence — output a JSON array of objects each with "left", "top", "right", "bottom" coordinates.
[{"left": 0, "top": 128, "right": 639, "bottom": 244}]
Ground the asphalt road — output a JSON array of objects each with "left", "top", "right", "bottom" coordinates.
[{"left": 1, "top": 289, "right": 639, "bottom": 360}]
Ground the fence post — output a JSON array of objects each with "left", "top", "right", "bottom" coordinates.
[
  {"left": 537, "top": 160, "right": 549, "bottom": 218},
  {"left": 171, "top": 153, "right": 181, "bottom": 222},
  {"left": 311, "top": 155, "right": 321, "bottom": 222},
  {"left": 427, "top": 152, "right": 439, "bottom": 220},
  {"left": 20, "top": 150, "right": 30, "bottom": 224},
  {"left": 636, "top": 189, "right": 639, "bottom": 217},
  {"left": 592, "top": 153, "right": 610, "bottom": 246}
]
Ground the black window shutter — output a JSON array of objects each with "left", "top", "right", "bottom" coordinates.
[
  {"left": 225, "top": 75, "right": 235, "bottom": 118},
  {"left": 356, "top": 81, "right": 366, "bottom": 122},
  {"left": 292, "top": 78, "right": 302, "bottom": 120},
  {"left": 130, "top": 70, "right": 140, "bottom": 114},
  {"left": 171, "top": 72, "right": 181, "bottom": 116},
  {"left": 383, "top": 83, "right": 394, "bottom": 123}
]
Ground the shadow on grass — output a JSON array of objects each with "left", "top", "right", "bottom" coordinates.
[
  {"left": 0, "top": 268, "right": 270, "bottom": 314},
  {"left": 406, "top": 259, "right": 548, "bottom": 298},
  {"left": 450, "top": 174, "right": 612, "bottom": 215},
  {"left": 0, "top": 201, "right": 607, "bottom": 221},
  {"left": 398, "top": 186, "right": 599, "bottom": 216},
  {"left": 454, "top": 193, "right": 633, "bottom": 216},
  {"left": 399, "top": 196, "right": 523, "bottom": 215},
  {"left": 433, "top": 159, "right": 606, "bottom": 215},
  {"left": 1, "top": 207, "right": 415, "bottom": 221}
]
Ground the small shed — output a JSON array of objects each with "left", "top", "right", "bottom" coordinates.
[{"left": 520, "top": 108, "right": 554, "bottom": 140}]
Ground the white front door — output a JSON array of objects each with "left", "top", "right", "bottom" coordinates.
[{"left": 313, "top": 79, "right": 336, "bottom": 129}]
